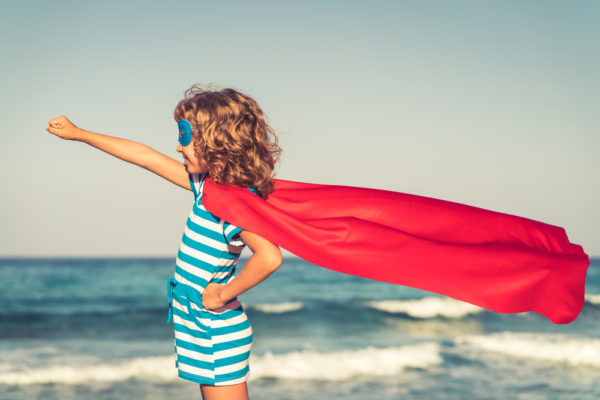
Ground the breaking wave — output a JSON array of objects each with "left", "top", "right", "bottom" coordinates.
[
  {"left": 0, "top": 342, "right": 442, "bottom": 385},
  {"left": 456, "top": 332, "right": 600, "bottom": 368},
  {"left": 247, "top": 302, "right": 304, "bottom": 314},
  {"left": 0, "top": 356, "right": 176, "bottom": 385},
  {"left": 585, "top": 294, "right": 600, "bottom": 305},
  {"left": 251, "top": 342, "right": 442, "bottom": 380},
  {"left": 363, "top": 297, "right": 483, "bottom": 319}
]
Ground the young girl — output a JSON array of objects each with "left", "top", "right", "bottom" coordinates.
[
  {"left": 47, "top": 84, "right": 589, "bottom": 397},
  {"left": 46, "top": 85, "right": 282, "bottom": 400}
]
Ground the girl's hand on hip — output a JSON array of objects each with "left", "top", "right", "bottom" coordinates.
[
  {"left": 46, "top": 115, "right": 83, "bottom": 140},
  {"left": 202, "top": 283, "right": 227, "bottom": 310}
]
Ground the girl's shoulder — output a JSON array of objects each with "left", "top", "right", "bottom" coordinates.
[
  {"left": 189, "top": 172, "right": 208, "bottom": 200},
  {"left": 190, "top": 172, "right": 259, "bottom": 201}
]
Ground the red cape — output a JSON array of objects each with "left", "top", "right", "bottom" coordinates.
[{"left": 202, "top": 178, "right": 589, "bottom": 324}]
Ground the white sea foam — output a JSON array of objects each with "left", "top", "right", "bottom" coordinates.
[
  {"left": 249, "top": 302, "right": 304, "bottom": 313},
  {"left": 456, "top": 332, "right": 600, "bottom": 368},
  {"left": 585, "top": 294, "right": 600, "bottom": 305},
  {"left": 0, "top": 356, "right": 177, "bottom": 385},
  {"left": 0, "top": 343, "right": 442, "bottom": 385},
  {"left": 363, "top": 297, "right": 483, "bottom": 319},
  {"left": 251, "top": 342, "right": 442, "bottom": 380}
]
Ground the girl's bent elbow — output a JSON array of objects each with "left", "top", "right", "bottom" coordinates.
[{"left": 267, "top": 250, "right": 282, "bottom": 271}]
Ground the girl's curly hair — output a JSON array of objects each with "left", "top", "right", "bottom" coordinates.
[{"left": 174, "top": 85, "right": 281, "bottom": 199}]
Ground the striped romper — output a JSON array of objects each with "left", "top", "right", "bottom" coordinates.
[{"left": 167, "top": 172, "right": 253, "bottom": 385}]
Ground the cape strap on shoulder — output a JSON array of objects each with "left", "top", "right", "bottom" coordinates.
[{"left": 202, "top": 177, "right": 589, "bottom": 324}]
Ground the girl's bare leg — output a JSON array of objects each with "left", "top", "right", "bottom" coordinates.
[{"left": 199, "top": 383, "right": 249, "bottom": 400}]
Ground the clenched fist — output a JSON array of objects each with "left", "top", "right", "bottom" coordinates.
[
  {"left": 202, "top": 282, "right": 227, "bottom": 310},
  {"left": 46, "top": 115, "right": 83, "bottom": 140}
]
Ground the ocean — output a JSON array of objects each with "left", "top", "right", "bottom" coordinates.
[{"left": 1, "top": 257, "right": 599, "bottom": 400}]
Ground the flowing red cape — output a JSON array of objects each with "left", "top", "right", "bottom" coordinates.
[{"left": 202, "top": 177, "right": 589, "bottom": 324}]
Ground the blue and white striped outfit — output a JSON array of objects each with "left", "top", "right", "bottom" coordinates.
[{"left": 167, "top": 172, "right": 253, "bottom": 386}]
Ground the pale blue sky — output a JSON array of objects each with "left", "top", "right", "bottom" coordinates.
[{"left": 1, "top": 1, "right": 598, "bottom": 256}]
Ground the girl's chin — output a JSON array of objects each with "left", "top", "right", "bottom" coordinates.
[{"left": 185, "top": 165, "right": 204, "bottom": 174}]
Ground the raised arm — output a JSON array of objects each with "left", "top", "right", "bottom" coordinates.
[{"left": 46, "top": 115, "right": 191, "bottom": 190}]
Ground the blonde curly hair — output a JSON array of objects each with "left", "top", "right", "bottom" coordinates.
[{"left": 174, "top": 85, "right": 281, "bottom": 199}]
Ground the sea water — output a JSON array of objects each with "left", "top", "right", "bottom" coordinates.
[{"left": 1, "top": 257, "right": 599, "bottom": 400}]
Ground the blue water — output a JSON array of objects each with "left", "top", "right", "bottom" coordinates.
[{"left": 1, "top": 257, "right": 599, "bottom": 400}]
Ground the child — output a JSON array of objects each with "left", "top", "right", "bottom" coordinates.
[
  {"left": 47, "top": 84, "right": 589, "bottom": 396},
  {"left": 46, "top": 85, "right": 283, "bottom": 400}
]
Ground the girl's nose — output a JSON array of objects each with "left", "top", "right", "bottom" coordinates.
[{"left": 176, "top": 144, "right": 183, "bottom": 153}]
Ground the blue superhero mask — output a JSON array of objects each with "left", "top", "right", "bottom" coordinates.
[{"left": 177, "top": 119, "right": 193, "bottom": 146}]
